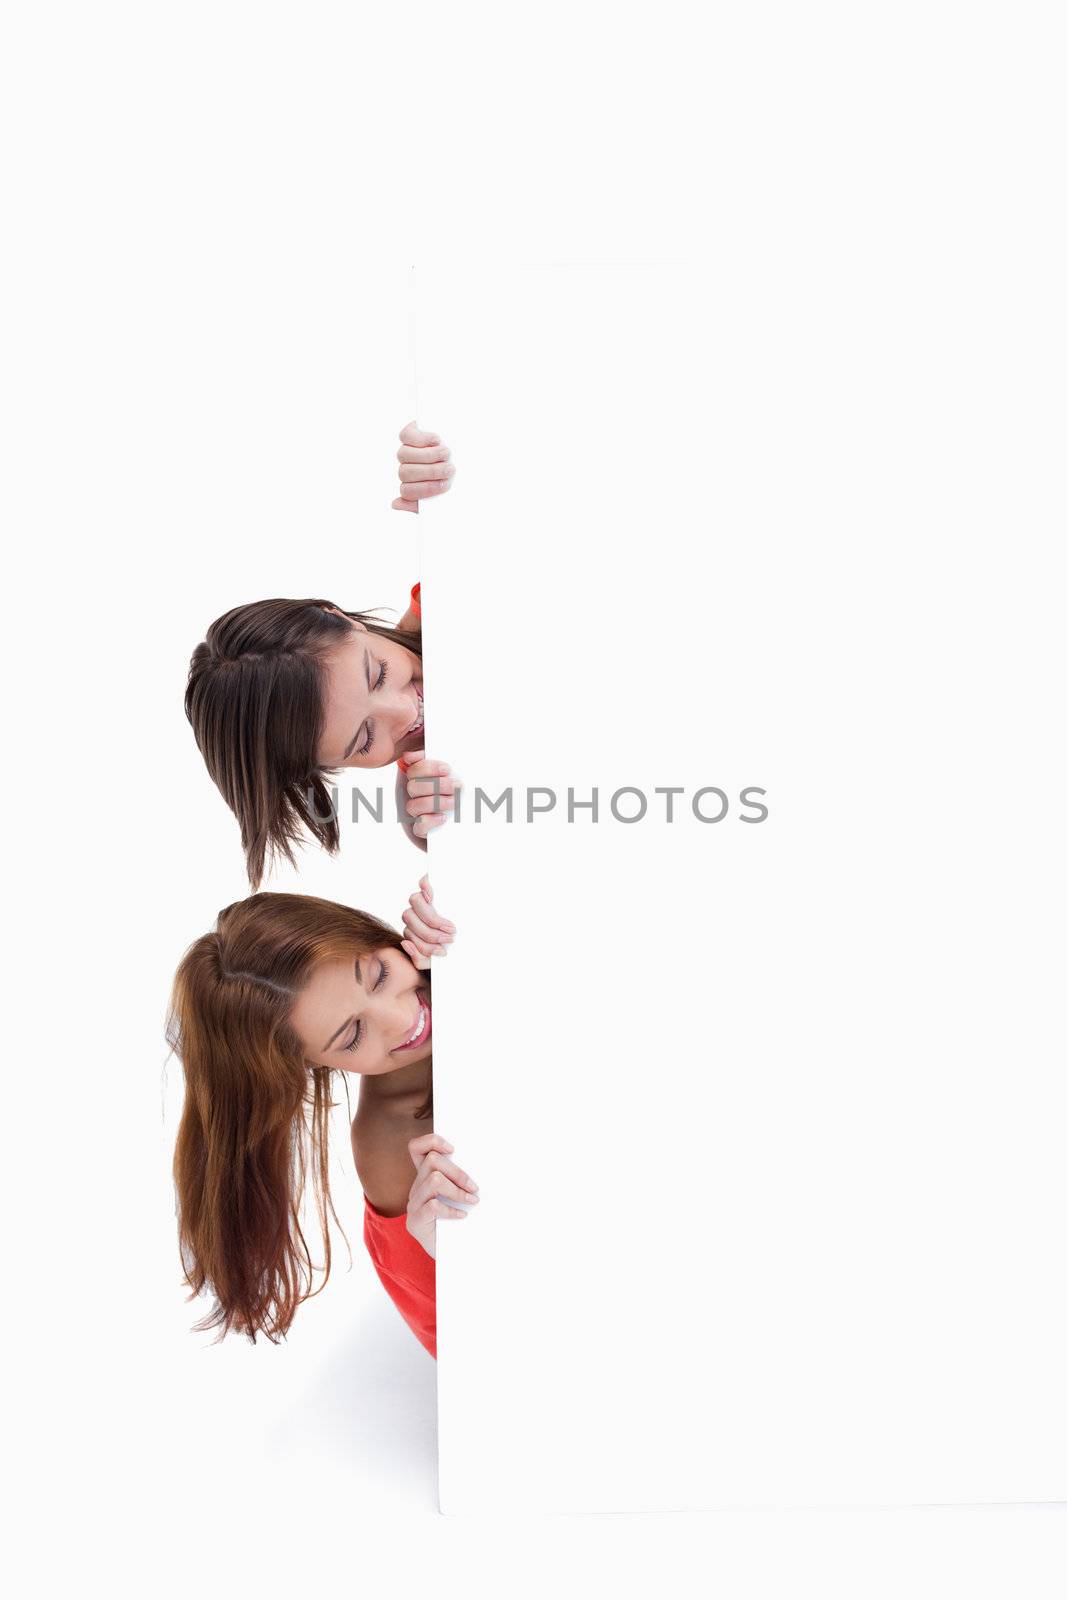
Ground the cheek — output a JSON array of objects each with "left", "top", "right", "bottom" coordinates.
[{"left": 394, "top": 642, "right": 421, "bottom": 683}]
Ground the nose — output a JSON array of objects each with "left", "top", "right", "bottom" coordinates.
[
  {"left": 383, "top": 685, "right": 420, "bottom": 742},
  {"left": 369, "top": 989, "right": 418, "bottom": 1053}
]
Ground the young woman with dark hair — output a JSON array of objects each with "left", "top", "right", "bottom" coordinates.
[
  {"left": 185, "top": 422, "right": 459, "bottom": 887},
  {"left": 168, "top": 876, "right": 477, "bottom": 1358}
]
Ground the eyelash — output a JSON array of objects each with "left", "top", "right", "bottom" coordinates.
[
  {"left": 356, "top": 661, "right": 388, "bottom": 757},
  {"left": 343, "top": 958, "right": 388, "bottom": 1051}
]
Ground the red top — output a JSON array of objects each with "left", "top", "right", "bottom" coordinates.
[{"left": 363, "top": 1194, "right": 437, "bottom": 1358}]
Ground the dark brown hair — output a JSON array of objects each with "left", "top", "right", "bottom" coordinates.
[
  {"left": 168, "top": 892, "right": 432, "bottom": 1343},
  {"left": 185, "top": 600, "right": 422, "bottom": 888}
]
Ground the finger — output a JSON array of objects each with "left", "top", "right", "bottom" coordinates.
[
  {"left": 395, "top": 478, "right": 452, "bottom": 501},
  {"left": 406, "top": 771, "right": 458, "bottom": 792},
  {"left": 411, "top": 1170, "right": 480, "bottom": 1211},
  {"left": 398, "top": 421, "right": 441, "bottom": 448},
  {"left": 397, "top": 442, "right": 450, "bottom": 465},
  {"left": 400, "top": 930, "right": 446, "bottom": 960},
  {"left": 417, "top": 1197, "right": 468, "bottom": 1221},
  {"left": 399, "top": 461, "right": 456, "bottom": 485},
  {"left": 406, "top": 777, "right": 459, "bottom": 801},
  {"left": 419, "top": 874, "right": 433, "bottom": 899},
  {"left": 407, "top": 1131, "right": 455, "bottom": 1167},
  {"left": 401, "top": 917, "right": 452, "bottom": 953},
  {"left": 413, "top": 1192, "right": 474, "bottom": 1224},
  {"left": 412, "top": 813, "right": 448, "bottom": 839},
  {"left": 392, "top": 495, "right": 419, "bottom": 514},
  {"left": 406, "top": 795, "right": 456, "bottom": 819},
  {"left": 406, "top": 771, "right": 460, "bottom": 794},
  {"left": 407, "top": 890, "right": 455, "bottom": 933},
  {"left": 402, "top": 904, "right": 453, "bottom": 940},
  {"left": 404, "top": 757, "right": 452, "bottom": 778},
  {"left": 400, "top": 938, "right": 432, "bottom": 970},
  {"left": 417, "top": 1152, "right": 479, "bottom": 1191}
]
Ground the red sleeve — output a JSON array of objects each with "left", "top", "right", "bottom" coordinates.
[{"left": 363, "top": 1195, "right": 437, "bottom": 1359}]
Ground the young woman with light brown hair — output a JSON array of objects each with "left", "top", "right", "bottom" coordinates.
[
  {"left": 185, "top": 421, "right": 460, "bottom": 887},
  {"left": 168, "top": 875, "right": 477, "bottom": 1356}
]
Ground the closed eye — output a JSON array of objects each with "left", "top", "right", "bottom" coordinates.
[
  {"left": 355, "top": 664, "right": 386, "bottom": 756},
  {"left": 343, "top": 957, "right": 387, "bottom": 1049},
  {"left": 344, "top": 655, "right": 388, "bottom": 762}
]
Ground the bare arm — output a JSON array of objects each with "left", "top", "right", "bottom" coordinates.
[{"left": 351, "top": 1110, "right": 421, "bottom": 1216}]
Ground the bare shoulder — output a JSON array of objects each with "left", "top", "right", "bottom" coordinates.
[{"left": 351, "top": 1096, "right": 430, "bottom": 1218}]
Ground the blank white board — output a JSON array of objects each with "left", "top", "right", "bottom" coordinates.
[{"left": 417, "top": 262, "right": 1065, "bottom": 1515}]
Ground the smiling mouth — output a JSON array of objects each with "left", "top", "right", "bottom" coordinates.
[{"left": 391, "top": 994, "right": 431, "bottom": 1053}]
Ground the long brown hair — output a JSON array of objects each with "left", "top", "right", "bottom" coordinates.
[
  {"left": 168, "top": 891, "right": 432, "bottom": 1343},
  {"left": 185, "top": 600, "right": 422, "bottom": 888}
]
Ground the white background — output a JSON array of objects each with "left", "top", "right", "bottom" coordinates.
[
  {"left": 421, "top": 264, "right": 1066, "bottom": 1513},
  {"left": 4, "top": 3, "right": 1065, "bottom": 1596}
]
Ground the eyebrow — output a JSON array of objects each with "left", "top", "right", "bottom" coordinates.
[
  {"left": 341, "top": 648, "right": 372, "bottom": 761},
  {"left": 321, "top": 958, "right": 366, "bottom": 1050}
]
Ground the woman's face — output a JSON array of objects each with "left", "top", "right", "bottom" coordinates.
[
  {"left": 290, "top": 944, "right": 432, "bottom": 1075},
  {"left": 317, "top": 621, "right": 424, "bottom": 770}
]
